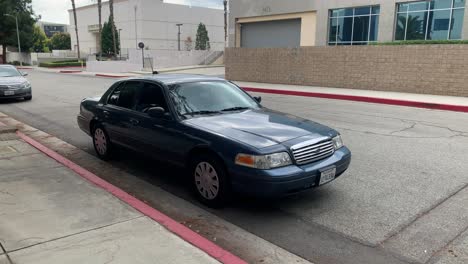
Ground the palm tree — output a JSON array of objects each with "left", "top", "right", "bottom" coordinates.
[
  {"left": 71, "top": 0, "right": 80, "bottom": 59},
  {"left": 109, "top": 0, "right": 117, "bottom": 56},
  {"left": 396, "top": 15, "right": 426, "bottom": 41},
  {"left": 97, "top": 0, "right": 102, "bottom": 60}
]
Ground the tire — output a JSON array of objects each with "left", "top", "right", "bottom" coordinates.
[
  {"left": 24, "top": 95, "right": 32, "bottom": 101},
  {"left": 190, "top": 153, "right": 231, "bottom": 208},
  {"left": 92, "top": 124, "right": 113, "bottom": 160}
]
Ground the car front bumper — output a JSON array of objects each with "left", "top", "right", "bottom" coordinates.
[
  {"left": 230, "top": 147, "right": 351, "bottom": 197},
  {"left": 0, "top": 88, "right": 31, "bottom": 99}
]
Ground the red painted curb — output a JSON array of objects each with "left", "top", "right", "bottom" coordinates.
[
  {"left": 242, "top": 87, "right": 468, "bottom": 113},
  {"left": 59, "top": 70, "right": 83, "bottom": 73},
  {"left": 95, "top": 73, "right": 131, "bottom": 78},
  {"left": 16, "top": 130, "right": 247, "bottom": 264}
]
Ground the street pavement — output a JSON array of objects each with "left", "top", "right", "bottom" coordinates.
[{"left": 0, "top": 69, "right": 467, "bottom": 264}]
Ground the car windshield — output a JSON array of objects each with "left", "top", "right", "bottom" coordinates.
[
  {"left": 0, "top": 67, "right": 21, "bottom": 77},
  {"left": 169, "top": 81, "right": 259, "bottom": 117}
]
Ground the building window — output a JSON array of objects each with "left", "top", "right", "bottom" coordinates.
[
  {"left": 396, "top": 0, "right": 466, "bottom": 41},
  {"left": 328, "top": 6, "right": 380, "bottom": 45}
]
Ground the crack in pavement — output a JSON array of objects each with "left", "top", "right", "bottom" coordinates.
[
  {"left": 0, "top": 241, "right": 13, "bottom": 264},
  {"left": 4, "top": 215, "right": 145, "bottom": 256}
]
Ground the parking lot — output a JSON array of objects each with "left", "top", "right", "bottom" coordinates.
[{"left": 1, "top": 70, "right": 467, "bottom": 264}]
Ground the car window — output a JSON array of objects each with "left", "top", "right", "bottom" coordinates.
[
  {"left": 169, "top": 81, "right": 259, "bottom": 116},
  {"left": 0, "top": 66, "right": 21, "bottom": 77},
  {"left": 135, "top": 82, "right": 169, "bottom": 113},
  {"left": 107, "top": 81, "right": 139, "bottom": 110}
]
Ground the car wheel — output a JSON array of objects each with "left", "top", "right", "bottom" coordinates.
[
  {"left": 24, "top": 95, "right": 32, "bottom": 101},
  {"left": 190, "top": 153, "right": 231, "bottom": 208},
  {"left": 93, "top": 124, "right": 112, "bottom": 160}
]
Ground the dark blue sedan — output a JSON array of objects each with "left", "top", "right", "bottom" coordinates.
[{"left": 78, "top": 74, "right": 351, "bottom": 207}]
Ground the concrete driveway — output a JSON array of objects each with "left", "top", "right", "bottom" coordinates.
[{"left": 0, "top": 70, "right": 467, "bottom": 264}]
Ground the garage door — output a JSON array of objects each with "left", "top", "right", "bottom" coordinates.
[{"left": 240, "top": 19, "right": 301, "bottom": 48}]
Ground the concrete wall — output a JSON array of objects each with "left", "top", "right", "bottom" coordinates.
[
  {"left": 229, "top": 0, "right": 468, "bottom": 46},
  {"left": 127, "top": 48, "right": 218, "bottom": 69},
  {"left": 86, "top": 60, "right": 142, "bottom": 73},
  {"left": 225, "top": 45, "right": 468, "bottom": 97},
  {"left": 70, "top": 0, "right": 224, "bottom": 55}
]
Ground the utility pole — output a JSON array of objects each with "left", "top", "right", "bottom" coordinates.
[
  {"left": 224, "top": 0, "right": 228, "bottom": 47},
  {"left": 118, "top": 29, "right": 122, "bottom": 60},
  {"left": 176, "top": 24, "right": 183, "bottom": 51},
  {"left": 134, "top": 5, "right": 138, "bottom": 48},
  {"left": 6, "top": 14, "right": 22, "bottom": 66}
]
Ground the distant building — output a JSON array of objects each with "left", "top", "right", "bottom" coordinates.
[
  {"left": 36, "top": 21, "right": 69, "bottom": 38},
  {"left": 68, "top": 0, "right": 224, "bottom": 55},
  {"left": 229, "top": 0, "right": 468, "bottom": 47}
]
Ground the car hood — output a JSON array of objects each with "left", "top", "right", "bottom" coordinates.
[
  {"left": 184, "top": 108, "right": 337, "bottom": 149},
  {"left": 0, "top": 76, "right": 27, "bottom": 85}
]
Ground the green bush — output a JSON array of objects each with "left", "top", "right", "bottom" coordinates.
[
  {"left": 370, "top": 40, "right": 468, "bottom": 45},
  {"left": 8, "top": 61, "right": 31, "bottom": 66},
  {"left": 39, "top": 61, "right": 85, "bottom": 68}
]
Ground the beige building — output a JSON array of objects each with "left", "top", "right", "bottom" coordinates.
[{"left": 229, "top": 0, "right": 468, "bottom": 47}]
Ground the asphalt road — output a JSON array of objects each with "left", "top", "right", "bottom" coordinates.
[{"left": 1, "top": 70, "right": 467, "bottom": 264}]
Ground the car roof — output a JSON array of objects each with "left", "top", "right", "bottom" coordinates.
[
  {"left": 124, "top": 73, "right": 226, "bottom": 86},
  {"left": 0, "top": 65, "right": 16, "bottom": 69}
]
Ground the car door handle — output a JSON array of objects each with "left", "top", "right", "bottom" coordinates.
[
  {"left": 102, "top": 110, "right": 110, "bottom": 117},
  {"left": 129, "top": 118, "right": 140, "bottom": 125}
]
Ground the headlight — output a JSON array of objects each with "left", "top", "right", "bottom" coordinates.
[
  {"left": 235, "top": 152, "right": 292, "bottom": 170},
  {"left": 332, "top": 135, "right": 344, "bottom": 150},
  {"left": 10, "top": 82, "right": 31, "bottom": 89}
]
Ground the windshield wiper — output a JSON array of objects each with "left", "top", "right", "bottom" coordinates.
[
  {"left": 184, "top": 110, "right": 222, "bottom": 116},
  {"left": 221, "top": 106, "right": 251, "bottom": 112}
]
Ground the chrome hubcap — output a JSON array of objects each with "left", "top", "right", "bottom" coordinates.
[
  {"left": 194, "top": 162, "right": 219, "bottom": 200},
  {"left": 94, "top": 128, "right": 107, "bottom": 156}
]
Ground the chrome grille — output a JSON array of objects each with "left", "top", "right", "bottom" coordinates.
[
  {"left": 291, "top": 138, "right": 335, "bottom": 165},
  {"left": 0, "top": 85, "right": 8, "bottom": 91}
]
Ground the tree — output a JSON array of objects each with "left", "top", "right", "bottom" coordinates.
[
  {"left": 109, "top": 0, "right": 117, "bottom": 55},
  {"left": 0, "top": 0, "right": 36, "bottom": 63},
  {"left": 50, "top": 33, "right": 71, "bottom": 50},
  {"left": 71, "top": 0, "right": 80, "bottom": 59},
  {"left": 31, "top": 25, "right": 49, "bottom": 52},
  {"left": 101, "top": 17, "right": 120, "bottom": 56},
  {"left": 195, "top": 23, "right": 210, "bottom": 50}
]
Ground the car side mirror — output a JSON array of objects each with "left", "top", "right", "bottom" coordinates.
[
  {"left": 22, "top": 72, "right": 28, "bottom": 76},
  {"left": 254, "top": 96, "right": 262, "bottom": 103},
  {"left": 147, "top": 107, "right": 166, "bottom": 118}
]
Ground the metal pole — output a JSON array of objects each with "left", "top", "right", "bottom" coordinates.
[
  {"left": 118, "top": 29, "right": 122, "bottom": 60},
  {"left": 15, "top": 16, "right": 22, "bottom": 66},
  {"left": 141, "top": 48, "right": 144, "bottom": 69},
  {"left": 176, "top": 24, "right": 183, "bottom": 51},
  {"left": 134, "top": 5, "right": 138, "bottom": 48}
]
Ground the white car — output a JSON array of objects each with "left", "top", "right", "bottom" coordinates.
[{"left": 0, "top": 65, "right": 32, "bottom": 100}]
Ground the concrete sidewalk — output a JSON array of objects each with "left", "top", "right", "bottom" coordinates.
[
  {"left": 237, "top": 81, "right": 468, "bottom": 108},
  {"left": 0, "top": 123, "right": 221, "bottom": 264},
  {"left": 30, "top": 65, "right": 224, "bottom": 78}
]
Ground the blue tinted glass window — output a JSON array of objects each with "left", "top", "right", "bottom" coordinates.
[
  {"left": 395, "top": 1, "right": 465, "bottom": 41},
  {"left": 450, "top": 8, "right": 465, "bottom": 39},
  {"left": 409, "top": 2, "right": 430, "bottom": 11},
  {"left": 328, "top": 5, "right": 380, "bottom": 45},
  {"left": 430, "top": 0, "right": 453, "bottom": 9},
  {"left": 427, "top": 10, "right": 451, "bottom": 40},
  {"left": 454, "top": 0, "right": 466, "bottom": 8},
  {"left": 355, "top": 7, "right": 371, "bottom": 15}
]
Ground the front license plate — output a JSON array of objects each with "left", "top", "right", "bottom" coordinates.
[
  {"left": 319, "top": 168, "right": 336, "bottom": 185},
  {"left": 4, "top": 91, "right": 14, "bottom": 96}
]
